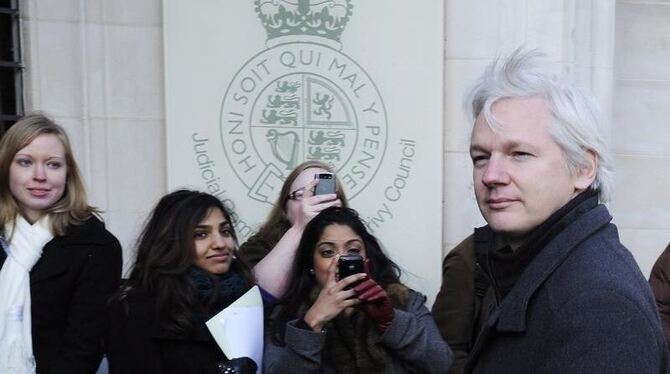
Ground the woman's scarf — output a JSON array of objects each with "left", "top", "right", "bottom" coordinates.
[
  {"left": 304, "top": 283, "right": 410, "bottom": 374},
  {"left": 0, "top": 215, "right": 53, "bottom": 374},
  {"left": 188, "top": 267, "right": 248, "bottom": 313},
  {"left": 324, "top": 310, "right": 392, "bottom": 373}
]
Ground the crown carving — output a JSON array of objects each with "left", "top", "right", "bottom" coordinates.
[{"left": 255, "top": 0, "right": 353, "bottom": 48}]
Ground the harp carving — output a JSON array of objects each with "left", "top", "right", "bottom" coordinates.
[{"left": 266, "top": 129, "right": 299, "bottom": 170}]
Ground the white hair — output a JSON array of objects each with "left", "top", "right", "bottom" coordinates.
[{"left": 463, "top": 48, "right": 614, "bottom": 202}]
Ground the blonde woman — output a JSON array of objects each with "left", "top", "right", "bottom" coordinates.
[{"left": 0, "top": 113, "right": 122, "bottom": 373}]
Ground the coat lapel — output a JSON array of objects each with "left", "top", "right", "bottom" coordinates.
[
  {"left": 29, "top": 218, "right": 105, "bottom": 285},
  {"left": 464, "top": 307, "right": 500, "bottom": 372},
  {"left": 495, "top": 205, "right": 612, "bottom": 333},
  {"left": 30, "top": 238, "right": 68, "bottom": 285}
]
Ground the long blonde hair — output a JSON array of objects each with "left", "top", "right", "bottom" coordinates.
[{"left": 0, "top": 112, "right": 97, "bottom": 236}]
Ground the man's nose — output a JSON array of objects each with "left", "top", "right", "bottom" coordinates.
[{"left": 481, "top": 157, "right": 510, "bottom": 187}]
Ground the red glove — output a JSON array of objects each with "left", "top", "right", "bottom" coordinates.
[{"left": 354, "top": 278, "right": 394, "bottom": 332}]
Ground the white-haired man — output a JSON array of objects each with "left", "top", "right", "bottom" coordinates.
[{"left": 459, "top": 50, "right": 669, "bottom": 373}]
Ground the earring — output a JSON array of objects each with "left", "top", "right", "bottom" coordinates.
[{"left": 309, "top": 269, "right": 315, "bottom": 275}]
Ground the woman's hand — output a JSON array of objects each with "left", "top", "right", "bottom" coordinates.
[
  {"left": 303, "top": 259, "right": 365, "bottom": 332},
  {"left": 293, "top": 179, "right": 342, "bottom": 230},
  {"left": 354, "top": 277, "right": 395, "bottom": 332}
]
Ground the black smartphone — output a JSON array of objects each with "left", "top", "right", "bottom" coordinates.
[
  {"left": 338, "top": 254, "right": 364, "bottom": 289},
  {"left": 314, "top": 172, "right": 336, "bottom": 195}
]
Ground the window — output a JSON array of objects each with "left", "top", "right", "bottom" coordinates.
[{"left": 0, "top": 0, "right": 21, "bottom": 135}]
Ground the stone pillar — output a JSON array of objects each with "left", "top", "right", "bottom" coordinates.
[{"left": 20, "top": 0, "right": 166, "bottom": 273}]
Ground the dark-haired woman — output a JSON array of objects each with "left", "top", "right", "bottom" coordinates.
[
  {"left": 106, "top": 190, "right": 257, "bottom": 374},
  {"left": 0, "top": 113, "right": 121, "bottom": 373},
  {"left": 265, "top": 207, "right": 452, "bottom": 373},
  {"left": 240, "top": 160, "right": 347, "bottom": 298}
]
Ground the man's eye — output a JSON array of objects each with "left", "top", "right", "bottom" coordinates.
[
  {"left": 512, "top": 151, "right": 532, "bottom": 160},
  {"left": 471, "top": 155, "right": 489, "bottom": 167}
]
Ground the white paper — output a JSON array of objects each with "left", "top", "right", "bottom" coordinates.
[{"left": 206, "top": 285, "right": 264, "bottom": 370}]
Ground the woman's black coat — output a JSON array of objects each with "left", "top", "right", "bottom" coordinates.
[
  {"left": 0, "top": 216, "right": 122, "bottom": 373},
  {"left": 106, "top": 288, "right": 229, "bottom": 374}
]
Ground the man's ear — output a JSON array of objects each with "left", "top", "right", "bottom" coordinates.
[{"left": 573, "top": 150, "right": 598, "bottom": 190}]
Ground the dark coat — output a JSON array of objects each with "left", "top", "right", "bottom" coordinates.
[
  {"left": 265, "top": 289, "right": 452, "bottom": 374},
  {"left": 106, "top": 288, "right": 228, "bottom": 374},
  {"left": 649, "top": 243, "right": 670, "bottom": 346},
  {"left": 432, "top": 234, "right": 477, "bottom": 374},
  {"left": 0, "top": 216, "right": 122, "bottom": 374},
  {"left": 465, "top": 203, "right": 670, "bottom": 373}
]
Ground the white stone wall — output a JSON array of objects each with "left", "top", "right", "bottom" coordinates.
[
  {"left": 610, "top": 0, "right": 670, "bottom": 275},
  {"left": 20, "top": 0, "right": 166, "bottom": 274}
]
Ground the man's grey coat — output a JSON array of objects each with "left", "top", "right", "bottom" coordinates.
[{"left": 466, "top": 200, "right": 669, "bottom": 373}]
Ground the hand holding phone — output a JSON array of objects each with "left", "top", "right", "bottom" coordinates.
[{"left": 303, "top": 257, "right": 362, "bottom": 331}]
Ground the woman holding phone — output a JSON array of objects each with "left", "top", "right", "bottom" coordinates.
[
  {"left": 106, "top": 190, "right": 257, "bottom": 374},
  {"left": 240, "top": 160, "right": 347, "bottom": 297},
  {"left": 264, "top": 207, "right": 452, "bottom": 373},
  {"left": 0, "top": 113, "right": 122, "bottom": 373}
]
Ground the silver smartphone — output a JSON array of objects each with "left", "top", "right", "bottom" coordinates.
[{"left": 314, "top": 172, "right": 336, "bottom": 195}]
